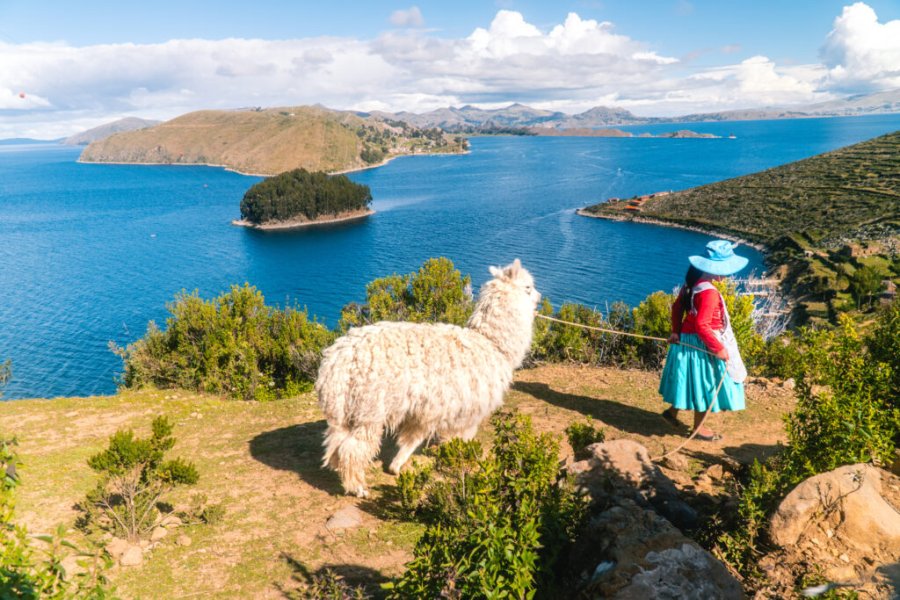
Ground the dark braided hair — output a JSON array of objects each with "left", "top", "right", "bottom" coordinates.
[{"left": 678, "top": 265, "right": 705, "bottom": 313}]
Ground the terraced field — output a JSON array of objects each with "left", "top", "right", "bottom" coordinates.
[{"left": 583, "top": 130, "right": 900, "bottom": 322}]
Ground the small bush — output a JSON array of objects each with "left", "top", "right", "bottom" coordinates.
[
  {"left": 632, "top": 291, "right": 675, "bottom": 368},
  {"left": 387, "top": 412, "right": 587, "bottom": 599},
  {"left": 339, "top": 257, "right": 473, "bottom": 329},
  {"left": 114, "top": 284, "right": 336, "bottom": 400},
  {"left": 531, "top": 301, "right": 638, "bottom": 367},
  {"left": 565, "top": 418, "right": 606, "bottom": 459},
  {"left": 79, "top": 416, "right": 199, "bottom": 543}
]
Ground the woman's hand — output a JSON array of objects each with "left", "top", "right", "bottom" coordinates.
[
  {"left": 667, "top": 333, "right": 680, "bottom": 344},
  {"left": 714, "top": 348, "right": 729, "bottom": 361}
]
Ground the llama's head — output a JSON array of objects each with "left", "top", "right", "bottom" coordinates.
[
  {"left": 488, "top": 258, "right": 541, "bottom": 311},
  {"left": 468, "top": 259, "right": 540, "bottom": 368}
]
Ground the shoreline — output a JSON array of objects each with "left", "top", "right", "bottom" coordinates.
[
  {"left": 231, "top": 208, "right": 375, "bottom": 230},
  {"left": 575, "top": 207, "right": 769, "bottom": 253},
  {"left": 77, "top": 147, "right": 470, "bottom": 178}
]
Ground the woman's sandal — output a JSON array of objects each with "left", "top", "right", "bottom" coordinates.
[{"left": 694, "top": 431, "right": 723, "bottom": 442}]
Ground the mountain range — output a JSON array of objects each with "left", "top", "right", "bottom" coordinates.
[{"left": 365, "top": 89, "right": 900, "bottom": 130}]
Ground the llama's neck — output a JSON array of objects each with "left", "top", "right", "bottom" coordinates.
[{"left": 466, "top": 288, "right": 533, "bottom": 369}]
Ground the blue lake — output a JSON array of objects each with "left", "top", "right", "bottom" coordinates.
[{"left": 1, "top": 114, "right": 899, "bottom": 399}]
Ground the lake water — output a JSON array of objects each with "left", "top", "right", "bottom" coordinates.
[{"left": 1, "top": 114, "right": 899, "bottom": 399}]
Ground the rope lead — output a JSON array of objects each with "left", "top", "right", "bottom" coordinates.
[{"left": 532, "top": 312, "right": 727, "bottom": 461}]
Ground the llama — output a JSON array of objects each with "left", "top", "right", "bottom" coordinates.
[{"left": 316, "top": 259, "right": 541, "bottom": 497}]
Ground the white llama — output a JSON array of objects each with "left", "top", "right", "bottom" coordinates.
[{"left": 316, "top": 259, "right": 541, "bottom": 497}]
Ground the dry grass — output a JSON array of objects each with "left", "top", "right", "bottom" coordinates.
[
  {"left": 0, "top": 365, "right": 795, "bottom": 599},
  {"left": 79, "top": 106, "right": 466, "bottom": 176}
]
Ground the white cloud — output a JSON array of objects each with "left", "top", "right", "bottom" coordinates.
[
  {"left": 1, "top": 5, "right": 896, "bottom": 138},
  {"left": 390, "top": 6, "right": 425, "bottom": 28},
  {"left": 820, "top": 2, "right": 900, "bottom": 91}
]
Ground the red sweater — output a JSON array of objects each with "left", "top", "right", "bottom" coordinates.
[{"left": 671, "top": 285, "right": 725, "bottom": 354}]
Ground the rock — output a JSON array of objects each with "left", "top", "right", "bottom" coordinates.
[
  {"left": 705, "top": 464, "right": 725, "bottom": 481},
  {"left": 770, "top": 464, "right": 900, "bottom": 556},
  {"left": 572, "top": 500, "right": 744, "bottom": 599},
  {"left": 176, "top": 535, "right": 192, "bottom": 547},
  {"left": 572, "top": 440, "right": 698, "bottom": 529},
  {"left": 325, "top": 505, "right": 364, "bottom": 531},
  {"left": 119, "top": 545, "right": 143, "bottom": 567},
  {"left": 105, "top": 537, "right": 130, "bottom": 559},
  {"left": 150, "top": 526, "right": 168, "bottom": 542},
  {"left": 159, "top": 514, "right": 183, "bottom": 528},
  {"left": 661, "top": 453, "right": 690, "bottom": 472},
  {"left": 782, "top": 377, "right": 796, "bottom": 390}
]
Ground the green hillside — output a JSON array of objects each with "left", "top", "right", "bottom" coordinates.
[
  {"left": 582, "top": 131, "right": 900, "bottom": 322},
  {"left": 79, "top": 106, "right": 467, "bottom": 176}
]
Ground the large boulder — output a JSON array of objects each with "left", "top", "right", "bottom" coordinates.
[
  {"left": 771, "top": 463, "right": 900, "bottom": 554},
  {"left": 569, "top": 439, "right": 698, "bottom": 529},
  {"left": 769, "top": 463, "right": 900, "bottom": 590},
  {"left": 572, "top": 500, "right": 744, "bottom": 599}
]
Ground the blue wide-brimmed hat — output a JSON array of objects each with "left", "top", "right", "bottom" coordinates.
[{"left": 688, "top": 240, "right": 749, "bottom": 276}]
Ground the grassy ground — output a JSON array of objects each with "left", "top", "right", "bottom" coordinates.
[{"left": 1, "top": 365, "right": 795, "bottom": 599}]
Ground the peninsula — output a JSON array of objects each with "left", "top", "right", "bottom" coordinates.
[
  {"left": 78, "top": 106, "right": 468, "bottom": 176},
  {"left": 579, "top": 130, "right": 900, "bottom": 323},
  {"left": 234, "top": 168, "right": 373, "bottom": 230}
]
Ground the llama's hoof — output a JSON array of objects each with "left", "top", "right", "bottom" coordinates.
[
  {"left": 388, "top": 463, "right": 402, "bottom": 476},
  {"left": 352, "top": 486, "right": 369, "bottom": 498}
]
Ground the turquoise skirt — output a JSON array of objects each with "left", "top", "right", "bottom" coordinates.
[{"left": 658, "top": 333, "right": 745, "bottom": 413}]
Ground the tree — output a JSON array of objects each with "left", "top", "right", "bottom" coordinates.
[
  {"left": 239, "top": 169, "right": 372, "bottom": 224},
  {"left": 848, "top": 265, "right": 882, "bottom": 309}
]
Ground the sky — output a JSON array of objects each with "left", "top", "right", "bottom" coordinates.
[{"left": 1, "top": 0, "right": 899, "bottom": 139}]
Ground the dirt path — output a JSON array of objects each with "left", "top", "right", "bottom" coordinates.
[{"left": 1, "top": 365, "right": 795, "bottom": 598}]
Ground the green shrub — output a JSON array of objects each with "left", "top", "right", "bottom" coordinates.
[
  {"left": 0, "top": 360, "right": 9, "bottom": 397},
  {"left": 847, "top": 264, "right": 882, "bottom": 310},
  {"left": 387, "top": 412, "right": 587, "bottom": 599},
  {"left": 114, "top": 284, "right": 335, "bottom": 400},
  {"left": 239, "top": 168, "right": 372, "bottom": 224},
  {"left": 783, "top": 314, "right": 898, "bottom": 475},
  {"left": 79, "top": 416, "right": 199, "bottom": 543},
  {"left": 531, "top": 301, "right": 639, "bottom": 367},
  {"left": 713, "top": 308, "right": 900, "bottom": 581},
  {"left": 868, "top": 301, "right": 899, "bottom": 412},
  {"left": 565, "top": 418, "right": 606, "bottom": 460},
  {"left": 1, "top": 438, "right": 116, "bottom": 599},
  {"left": 339, "top": 257, "right": 473, "bottom": 329},
  {"left": 632, "top": 291, "right": 675, "bottom": 368}
]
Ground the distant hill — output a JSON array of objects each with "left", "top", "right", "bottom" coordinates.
[
  {"left": 63, "top": 117, "right": 160, "bottom": 146},
  {"left": 79, "top": 106, "right": 467, "bottom": 175},
  {"left": 580, "top": 131, "right": 900, "bottom": 322},
  {"left": 369, "top": 103, "right": 655, "bottom": 130},
  {"left": 369, "top": 89, "right": 900, "bottom": 130},
  {"left": 0, "top": 137, "right": 63, "bottom": 145}
]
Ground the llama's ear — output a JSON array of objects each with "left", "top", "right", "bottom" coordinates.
[
  {"left": 505, "top": 258, "right": 521, "bottom": 278},
  {"left": 489, "top": 265, "right": 503, "bottom": 279}
]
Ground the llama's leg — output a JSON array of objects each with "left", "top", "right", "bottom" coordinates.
[
  {"left": 325, "top": 423, "right": 383, "bottom": 498},
  {"left": 460, "top": 424, "right": 480, "bottom": 441},
  {"left": 389, "top": 425, "right": 429, "bottom": 475}
]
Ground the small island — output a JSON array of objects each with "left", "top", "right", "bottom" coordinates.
[{"left": 233, "top": 168, "right": 374, "bottom": 230}]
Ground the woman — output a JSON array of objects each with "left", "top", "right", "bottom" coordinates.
[{"left": 659, "top": 240, "right": 749, "bottom": 441}]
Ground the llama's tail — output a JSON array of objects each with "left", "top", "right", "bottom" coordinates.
[{"left": 322, "top": 422, "right": 383, "bottom": 497}]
